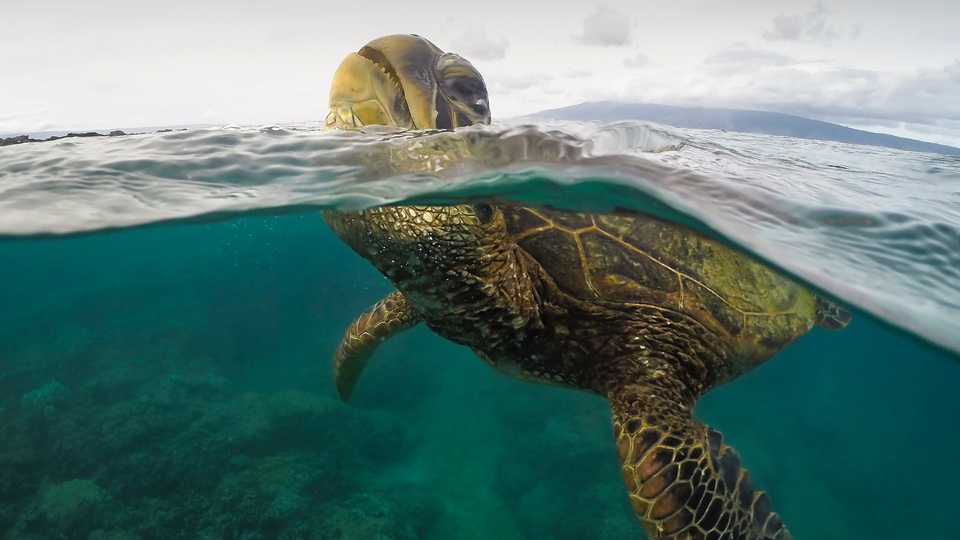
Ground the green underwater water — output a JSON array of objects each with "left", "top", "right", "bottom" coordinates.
[{"left": 1, "top": 213, "right": 959, "bottom": 540}]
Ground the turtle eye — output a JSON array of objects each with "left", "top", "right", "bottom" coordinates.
[
  {"left": 474, "top": 204, "right": 495, "bottom": 224},
  {"left": 436, "top": 52, "right": 490, "bottom": 124},
  {"left": 447, "top": 77, "right": 488, "bottom": 114}
]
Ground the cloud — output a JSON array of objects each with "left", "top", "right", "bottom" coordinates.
[
  {"left": 763, "top": 2, "right": 840, "bottom": 44},
  {"left": 0, "top": 107, "right": 52, "bottom": 122},
  {"left": 704, "top": 45, "right": 797, "bottom": 68},
  {"left": 768, "top": 62, "right": 960, "bottom": 129},
  {"left": 450, "top": 28, "right": 508, "bottom": 62},
  {"left": 491, "top": 73, "right": 553, "bottom": 93},
  {"left": 628, "top": 49, "right": 960, "bottom": 145},
  {"left": 624, "top": 52, "right": 651, "bottom": 68},
  {"left": 578, "top": 5, "right": 631, "bottom": 47},
  {"left": 564, "top": 68, "right": 594, "bottom": 78},
  {"left": 0, "top": 108, "right": 56, "bottom": 136}
]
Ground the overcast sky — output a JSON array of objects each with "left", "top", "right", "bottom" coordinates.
[{"left": 3, "top": 1, "right": 959, "bottom": 146}]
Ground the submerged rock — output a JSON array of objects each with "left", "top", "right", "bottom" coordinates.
[
  {"left": 38, "top": 478, "right": 109, "bottom": 533},
  {"left": 20, "top": 379, "right": 71, "bottom": 419},
  {"left": 323, "top": 493, "right": 418, "bottom": 540}
]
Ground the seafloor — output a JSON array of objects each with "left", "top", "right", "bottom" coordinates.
[{"left": 1, "top": 214, "right": 958, "bottom": 539}]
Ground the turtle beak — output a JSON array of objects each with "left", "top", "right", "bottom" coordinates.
[{"left": 325, "top": 34, "right": 491, "bottom": 131}]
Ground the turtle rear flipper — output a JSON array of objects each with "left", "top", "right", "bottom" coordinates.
[
  {"left": 814, "top": 294, "right": 851, "bottom": 330},
  {"left": 610, "top": 383, "right": 792, "bottom": 540},
  {"left": 333, "top": 290, "right": 420, "bottom": 401}
]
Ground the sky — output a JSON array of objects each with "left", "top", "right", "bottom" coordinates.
[{"left": 2, "top": 0, "right": 959, "bottom": 147}]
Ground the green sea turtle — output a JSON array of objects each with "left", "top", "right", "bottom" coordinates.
[{"left": 322, "top": 34, "right": 850, "bottom": 540}]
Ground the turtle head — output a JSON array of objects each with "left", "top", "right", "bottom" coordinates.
[
  {"left": 324, "top": 35, "right": 503, "bottom": 278},
  {"left": 324, "top": 37, "right": 526, "bottom": 348},
  {"left": 325, "top": 34, "right": 491, "bottom": 130}
]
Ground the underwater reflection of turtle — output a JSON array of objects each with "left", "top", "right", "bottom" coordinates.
[{"left": 322, "top": 34, "right": 849, "bottom": 540}]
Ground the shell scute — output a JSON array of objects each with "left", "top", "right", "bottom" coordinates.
[{"left": 505, "top": 208, "right": 817, "bottom": 360}]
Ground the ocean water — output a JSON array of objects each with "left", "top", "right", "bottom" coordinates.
[{"left": 0, "top": 121, "right": 958, "bottom": 539}]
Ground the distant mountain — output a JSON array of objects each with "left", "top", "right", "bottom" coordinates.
[{"left": 530, "top": 101, "right": 960, "bottom": 156}]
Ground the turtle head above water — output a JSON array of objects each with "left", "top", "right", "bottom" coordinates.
[
  {"left": 323, "top": 35, "right": 506, "bottom": 315},
  {"left": 325, "top": 34, "right": 491, "bottom": 130}
]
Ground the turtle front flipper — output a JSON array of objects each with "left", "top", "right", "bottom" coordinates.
[
  {"left": 333, "top": 289, "right": 420, "bottom": 401},
  {"left": 610, "top": 383, "right": 791, "bottom": 540}
]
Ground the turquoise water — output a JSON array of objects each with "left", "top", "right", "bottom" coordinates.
[{"left": 1, "top": 122, "right": 959, "bottom": 539}]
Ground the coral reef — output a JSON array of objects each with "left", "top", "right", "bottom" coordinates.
[{"left": 0, "top": 358, "right": 417, "bottom": 539}]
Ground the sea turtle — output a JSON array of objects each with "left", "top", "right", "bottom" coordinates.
[{"left": 322, "top": 34, "right": 849, "bottom": 540}]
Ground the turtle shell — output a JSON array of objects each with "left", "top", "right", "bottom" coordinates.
[{"left": 504, "top": 207, "right": 816, "bottom": 363}]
